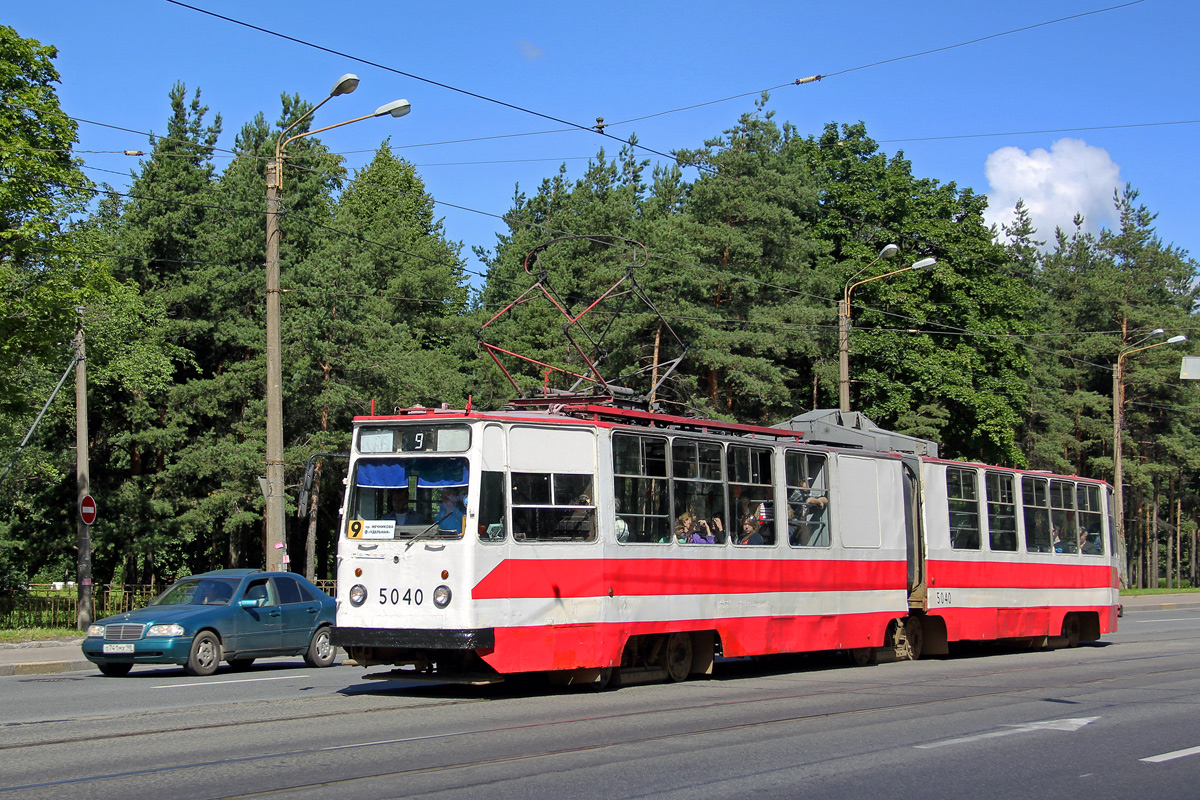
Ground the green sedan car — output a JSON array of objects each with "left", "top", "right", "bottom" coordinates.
[{"left": 82, "top": 569, "right": 337, "bottom": 676}]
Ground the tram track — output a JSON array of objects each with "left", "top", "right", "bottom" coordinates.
[{"left": 4, "top": 650, "right": 1200, "bottom": 795}]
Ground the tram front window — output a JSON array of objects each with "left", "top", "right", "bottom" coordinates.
[{"left": 346, "top": 457, "right": 470, "bottom": 540}]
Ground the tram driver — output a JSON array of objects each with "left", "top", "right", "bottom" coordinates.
[{"left": 383, "top": 488, "right": 425, "bottom": 525}]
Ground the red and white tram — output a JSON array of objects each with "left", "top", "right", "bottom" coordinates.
[{"left": 331, "top": 401, "right": 1119, "bottom": 686}]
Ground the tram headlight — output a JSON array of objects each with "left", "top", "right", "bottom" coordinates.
[
  {"left": 433, "top": 585, "right": 452, "bottom": 608},
  {"left": 349, "top": 584, "right": 367, "bottom": 607}
]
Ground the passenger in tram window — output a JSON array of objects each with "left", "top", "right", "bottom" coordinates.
[
  {"left": 383, "top": 488, "right": 425, "bottom": 525},
  {"left": 436, "top": 488, "right": 466, "bottom": 534},
  {"left": 737, "top": 514, "right": 764, "bottom": 546},
  {"left": 1081, "top": 533, "right": 1103, "bottom": 555},
  {"left": 677, "top": 510, "right": 716, "bottom": 544}
]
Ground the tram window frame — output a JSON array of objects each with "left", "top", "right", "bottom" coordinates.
[
  {"left": 1050, "top": 479, "right": 1079, "bottom": 554},
  {"left": 985, "top": 471, "right": 1018, "bottom": 552},
  {"left": 946, "top": 467, "right": 981, "bottom": 550},
  {"left": 612, "top": 434, "right": 672, "bottom": 544},
  {"left": 477, "top": 470, "right": 507, "bottom": 542},
  {"left": 672, "top": 439, "right": 727, "bottom": 544},
  {"left": 1077, "top": 483, "right": 1105, "bottom": 555},
  {"left": 510, "top": 472, "right": 596, "bottom": 543},
  {"left": 344, "top": 456, "right": 469, "bottom": 541},
  {"left": 785, "top": 451, "right": 830, "bottom": 548},
  {"left": 1106, "top": 487, "right": 1116, "bottom": 555},
  {"left": 729, "top": 444, "right": 775, "bottom": 546},
  {"left": 1022, "top": 475, "right": 1052, "bottom": 553}
]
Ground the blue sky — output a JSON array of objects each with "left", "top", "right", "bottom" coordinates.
[{"left": 8, "top": 0, "right": 1198, "bottom": 283}]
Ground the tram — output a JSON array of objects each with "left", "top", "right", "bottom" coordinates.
[{"left": 330, "top": 401, "right": 1120, "bottom": 686}]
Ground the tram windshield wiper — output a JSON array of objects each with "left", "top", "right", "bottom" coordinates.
[{"left": 404, "top": 513, "right": 453, "bottom": 551}]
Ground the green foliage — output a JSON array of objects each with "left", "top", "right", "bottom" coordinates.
[{"left": 3, "top": 29, "right": 1198, "bottom": 592}]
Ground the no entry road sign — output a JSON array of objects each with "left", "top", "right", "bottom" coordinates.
[{"left": 80, "top": 494, "right": 97, "bottom": 525}]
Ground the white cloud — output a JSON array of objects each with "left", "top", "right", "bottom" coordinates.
[
  {"left": 983, "top": 138, "right": 1122, "bottom": 246},
  {"left": 516, "top": 40, "right": 544, "bottom": 62}
]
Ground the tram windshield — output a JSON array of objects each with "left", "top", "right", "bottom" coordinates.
[{"left": 345, "top": 456, "right": 470, "bottom": 540}]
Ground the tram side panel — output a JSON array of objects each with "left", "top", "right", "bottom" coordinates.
[{"left": 919, "top": 461, "right": 1119, "bottom": 645}]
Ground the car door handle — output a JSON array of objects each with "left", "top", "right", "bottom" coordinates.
[
  {"left": 269, "top": 610, "right": 281, "bottom": 617},
  {"left": 308, "top": 608, "right": 318, "bottom": 614}
]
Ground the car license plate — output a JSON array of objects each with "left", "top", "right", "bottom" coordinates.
[{"left": 103, "top": 643, "right": 134, "bottom": 654}]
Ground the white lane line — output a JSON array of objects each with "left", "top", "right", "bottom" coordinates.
[
  {"left": 1142, "top": 745, "right": 1200, "bottom": 763},
  {"left": 916, "top": 717, "right": 1098, "bottom": 749},
  {"left": 152, "top": 675, "right": 309, "bottom": 689}
]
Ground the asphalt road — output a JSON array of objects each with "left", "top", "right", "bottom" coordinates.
[{"left": 4, "top": 607, "right": 1200, "bottom": 800}]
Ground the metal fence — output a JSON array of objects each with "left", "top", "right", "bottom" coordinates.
[{"left": 1, "top": 580, "right": 338, "bottom": 630}]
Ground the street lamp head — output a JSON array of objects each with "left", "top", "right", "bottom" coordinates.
[
  {"left": 1167, "top": 335, "right": 1187, "bottom": 344},
  {"left": 374, "top": 99, "right": 412, "bottom": 118},
  {"left": 330, "top": 73, "right": 360, "bottom": 97},
  {"left": 910, "top": 257, "right": 937, "bottom": 271},
  {"left": 879, "top": 243, "right": 900, "bottom": 259}
]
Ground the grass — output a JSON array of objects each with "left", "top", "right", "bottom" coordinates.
[
  {"left": 1121, "top": 586, "right": 1200, "bottom": 597},
  {"left": 0, "top": 627, "right": 83, "bottom": 643}
]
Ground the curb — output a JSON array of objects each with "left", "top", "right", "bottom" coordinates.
[
  {"left": 1123, "top": 601, "right": 1200, "bottom": 613},
  {"left": 0, "top": 659, "right": 92, "bottom": 677}
]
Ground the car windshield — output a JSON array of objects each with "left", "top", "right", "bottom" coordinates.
[{"left": 152, "top": 577, "right": 241, "bottom": 606}]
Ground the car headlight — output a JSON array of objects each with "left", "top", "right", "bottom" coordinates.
[
  {"left": 87, "top": 624, "right": 105, "bottom": 637},
  {"left": 433, "top": 585, "right": 452, "bottom": 608},
  {"left": 147, "top": 624, "right": 185, "bottom": 637},
  {"left": 349, "top": 584, "right": 367, "bottom": 606}
]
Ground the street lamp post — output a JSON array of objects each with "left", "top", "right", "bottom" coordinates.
[
  {"left": 838, "top": 246, "right": 936, "bottom": 412},
  {"left": 263, "top": 76, "right": 411, "bottom": 572},
  {"left": 1112, "top": 329, "right": 1187, "bottom": 587}
]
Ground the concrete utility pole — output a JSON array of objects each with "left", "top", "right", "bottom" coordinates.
[
  {"left": 838, "top": 245, "right": 937, "bottom": 412},
  {"left": 74, "top": 312, "right": 94, "bottom": 629},
  {"left": 261, "top": 74, "right": 409, "bottom": 572},
  {"left": 1112, "top": 330, "right": 1186, "bottom": 587}
]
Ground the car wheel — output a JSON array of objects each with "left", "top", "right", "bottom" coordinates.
[
  {"left": 303, "top": 627, "right": 335, "bottom": 668},
  {"left": 98, "top": 662, "right": 133, "bottom": 677},
  {"left": 184, "top": 631, "right": 221, "bottom": 676},
  {"left": 227, "top": 658, "right": 255, "bottom": 671}
]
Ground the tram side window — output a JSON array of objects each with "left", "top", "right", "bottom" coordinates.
[
  {"left": 477, "top": 471, "right": 506, "bottom": 542},
  {"left": 612, "top": 434, "right": 671, "bottom": 544},
  {"left": 1050, "top": 479, "right": 1079, "bottom": 554},
  {"left": 729, "top": 445, "right": 774, "bottom": 545},
  {"left": 986, "top": 472, "right": 1018, "bottom": 552},
  {"left": 672, "top": 440, "right": 727, "bottom": 544},
  {"left": 510, "top": 472, "right": 596, "bottom": 542},
  {"left": 1106, "top": 487, "right": 1116, "bottom": 555},
  {"left": 946, "top": 468, "right": 981, "bottom": 550},
  {"left": 1077, "top": 484, "right": 1105, "bottom": 555},
  {"left": 1022, "top": 476, "right": 1052, "bottom": 553},
  {"left": 786, "top": 451, "right": 830, "bottom": 547}
]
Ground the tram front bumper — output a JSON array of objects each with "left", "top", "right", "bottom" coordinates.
[{"left": 331, "top": 626, "right": 495, "bottom": 650}]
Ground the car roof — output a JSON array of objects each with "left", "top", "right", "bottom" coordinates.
[{"left": 195, "top": 569, "right": 264, "bottom": 577}]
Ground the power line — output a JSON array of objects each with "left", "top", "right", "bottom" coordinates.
[{"left": 823, "top": 1, "right": 1146, "bottom": 78}]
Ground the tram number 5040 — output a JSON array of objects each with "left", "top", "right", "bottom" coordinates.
[{"left": 379, "top": 587, "right": 424, "bottom": 605}]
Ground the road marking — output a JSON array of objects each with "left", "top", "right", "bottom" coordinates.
[
  {"left": 151, "top": 675, "right": 309, "bottom": 689},
  {"left": 916, "top": 717, "right": 1098, "bottom": 749},
  {"left": 1142, "top": 745, "right": 1200, "bottom": 763}
]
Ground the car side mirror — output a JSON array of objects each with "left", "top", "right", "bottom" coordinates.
[{"left": 238, "top": 599, "right": 258, "bottom": 609}]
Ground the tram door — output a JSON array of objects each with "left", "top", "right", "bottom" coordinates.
[{"left": 901, "top": 457, "right": 924, "bottom": 593}]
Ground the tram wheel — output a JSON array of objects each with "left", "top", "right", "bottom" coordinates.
[
  {"left": 848, "top": 647, "right": 876, "bottom": 667},
  {"left": 588, "top": 667, "right": 614, "bottom": 691},
  {"left": 1062, "top": 614, "right": 1081, "bottom": 648},
  {"left": 903, "top": 616, "right": 924, "bottom": 661},
  {"left": 663, "top": 633, "right": 693, "bottom": 682}
]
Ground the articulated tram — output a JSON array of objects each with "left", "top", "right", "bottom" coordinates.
[{"left": 330, "top": 401, "right": 1119, "bottom": 686}]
